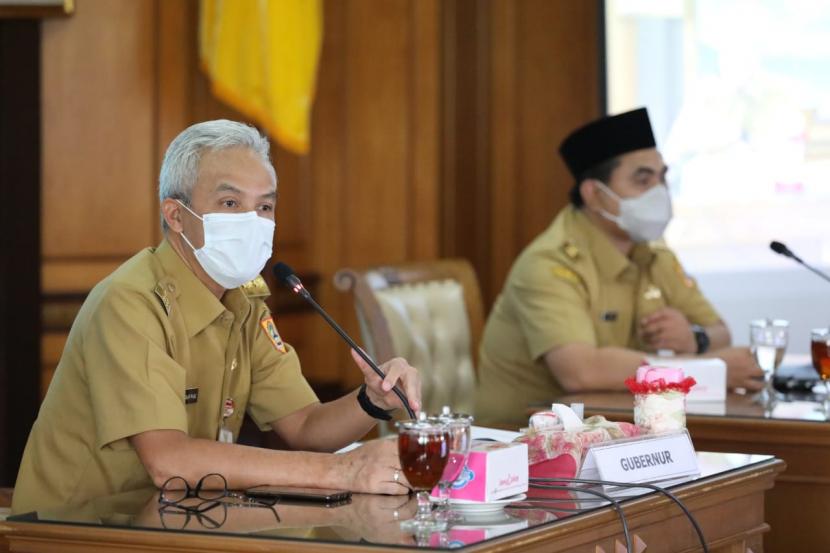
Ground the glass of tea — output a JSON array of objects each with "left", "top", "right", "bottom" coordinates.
[
  {"left": 433, "top": 407, "right": 473, "bottom": 519},
  {"left": 396, "top": 414, "right": 450, "bottom": 532},
  {"left": 811, "top": 328, "right": 830, "bottom": 416},
  {"left": 749, "top": 318, "right": 789, "bottom": 406}
]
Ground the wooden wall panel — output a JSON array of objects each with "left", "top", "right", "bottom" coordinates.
[
  {"left": 492, "top": 1, "right": 601, "bottom": 298},
  {"left": 321, "top": 0, "right": 442, "bottom": 388},
  {"left": 445, "top": 0, "right": 601, "bottom": 305},
  {"left": 304, "top": 0, "right": 349, "bottom": 386},
  {"left": 441, "top": 0, "right": 491, "bottom": 297},
  {"left": 513, "top": 0, "right": 601, "bottom": 248},
  {"left": 41, "top": 0, "right": 157, "bottom": 266},
  {"left": 343, "top": 0, "right": 410, "bottom": 267},
  {"left": 408, "top": 0, "right": 441, "bottom": 261}
]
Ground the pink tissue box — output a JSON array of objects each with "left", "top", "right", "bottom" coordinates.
[{"left": 433, "top": 440, "right": 528, "bottom": 502}]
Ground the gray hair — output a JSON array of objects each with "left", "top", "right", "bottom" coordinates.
[{"left": 158, "top": 119, "right": 277, "bottom": 230}]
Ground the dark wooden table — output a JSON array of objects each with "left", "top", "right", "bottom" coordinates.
[
  {"left": 553, "top": 391, "right": 828, "bottom": 553},
  {"left": 1, "top": 453, "right": 783, "bottom": 553}
]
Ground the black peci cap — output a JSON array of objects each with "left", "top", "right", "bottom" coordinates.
[{"left": 559, "top": 108, "right": 656, "bottom": 180}]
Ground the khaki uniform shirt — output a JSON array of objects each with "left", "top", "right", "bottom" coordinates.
[
  {"left": 475, "top": 206, "right": 721, "bottom": 427},
  {"left": 12, "top": 239, "right": 318, "bottom": 514}
]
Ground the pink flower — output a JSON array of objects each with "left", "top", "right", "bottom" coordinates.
[
  {"left": 626, "top": 365, "right": 696, "bottom": 395},
  {"left": 636, "top": 365, "right": 683, "bottom": 384}
]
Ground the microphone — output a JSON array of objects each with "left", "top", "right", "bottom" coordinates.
[
  {"left": 769, "top": 241, "right": 830, "bottom": 284},
  {"left": 272, "top": 262, "right": 416, "bottom": 419}
]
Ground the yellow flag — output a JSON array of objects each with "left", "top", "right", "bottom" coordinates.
[{"left": 199, "top": 0, "right": 323, "bottom": 154}]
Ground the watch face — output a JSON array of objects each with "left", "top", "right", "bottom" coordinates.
[{"left": 694, "top": 326, "right": 710, "bottom": 354}]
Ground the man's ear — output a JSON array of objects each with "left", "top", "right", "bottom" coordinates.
[
  {"left": 579, "top": 179, "right": 598, "bottom": 209},
  {"left": 161, "top": 198, "right": 184, "bottom": 233}
]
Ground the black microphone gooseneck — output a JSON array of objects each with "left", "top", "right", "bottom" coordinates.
[
  {"left": 272, "top": 262, "right": 416, "bottom": 420},
  {"left": 769, "top": 241, "right": 830, "bottom": 284}
]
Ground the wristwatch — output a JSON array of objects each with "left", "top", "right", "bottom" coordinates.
[
  {"left": 357, "top": 384, "right": 395, "bottom": 421},
  {"left": 691, "top": 324, "right": 710, "bottom": 354}
]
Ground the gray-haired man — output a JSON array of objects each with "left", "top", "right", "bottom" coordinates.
[{"left": 13, "top": 120, "right": 421, "bottom": 514}]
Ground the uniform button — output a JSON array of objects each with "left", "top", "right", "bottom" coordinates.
[
  {"left": 167, "top": 283, "right": 177, "bottom": 293},
  {"left": 222, "top": 313, "right": 234, "bottom": 325},
  {"left": 231, "top": 358, "right": 238, "bottom": 371}
]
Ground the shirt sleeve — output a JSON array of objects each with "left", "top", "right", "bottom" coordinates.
[
  {"left": 82, "top": 285, "right": 188, "bottom": 451},
  {"left": 506, "top": 255, "right": 597, "bottom": 361},
  {"left": 247, "top": 308, "right": 319, "bottom": 430},
  {"left": 657, "top": 251, "right": 722, "bottom": 327}
]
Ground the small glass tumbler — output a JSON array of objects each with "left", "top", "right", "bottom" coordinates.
[
  {"left": 811, "top": 328, "right": 830, "bottom": 418},
  {"left": 396, "top": 415, "right": 450, "bottom": 533},
  {"left": 750, "top": 319, "right": 789, "bottom": 407},
  {"left": 433, "top": 407, "right": 473, "bottom": 520}
]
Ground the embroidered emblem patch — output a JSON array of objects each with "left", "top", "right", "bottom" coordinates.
[{"left": 260, "top": 316, "right": 287, "bottom": 353}]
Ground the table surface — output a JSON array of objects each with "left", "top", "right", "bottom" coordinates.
[
  {"left": 4, "top": 452, "right": 776, "bottom": 551},
  {"left": 553, "top": 383, "right": 830, "bottom": 553},
  {"left": 553, "top": 390, "right": 830, "bottom": 422},
  {"left": 548, "top": 357, "right": 830, "bottom": 425}
]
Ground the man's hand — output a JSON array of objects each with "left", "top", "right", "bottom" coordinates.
[
  {"left": 339, "top": 438, "right": 411, "bottom": 495},
  {"left": 640, "top": 307, "right": 697, "bottom": 354},
  {"left": 351, "top": 349, "right": 421, "bottom": 413},
  {"left": 710, "top": 346, "right": 764, "bottom": 391},
  {"left": 346, "top": 494, "right": 417, "bottom": 545}
]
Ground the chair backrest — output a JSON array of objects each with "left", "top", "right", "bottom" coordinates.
[{"left": 334, "top": 259, "right": 484, "bottom": 416}]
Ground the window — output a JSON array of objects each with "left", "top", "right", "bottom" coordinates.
[{"left": 606, "top": 0, "right": 830, "bottom": 352}]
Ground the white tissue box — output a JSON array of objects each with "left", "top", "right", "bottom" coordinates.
[{"left": 647, "top": 356, "right": 727, "bottom": 402}]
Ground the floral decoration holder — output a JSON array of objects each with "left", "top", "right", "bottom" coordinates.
[{"left": 625, "top": 365, "right": 697, "bottom": 435}]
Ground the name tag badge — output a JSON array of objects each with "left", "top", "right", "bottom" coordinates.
[
  {"left": 185, "top": 388, "right": 199, "bottom": 404},
  {"left": 578, "top": 430, "right": 699, "bottom": 492},
  {"left": 218, "top": 427, "right": 234, "bottom": 444},
  {"left": 601, "top": 311, "right": 618, "bottom": 322}
]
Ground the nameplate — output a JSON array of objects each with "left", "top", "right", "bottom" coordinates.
[{"left": 579, "top": 431, "right": 699, "bottom": 489}]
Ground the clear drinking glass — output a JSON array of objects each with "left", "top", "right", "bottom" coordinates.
[
  {"left": 811, "top": 328, "right": 830, "bottom": 417},
  {"left": 750, "top": 318, "right": 789, "bottom": 407},
  {"left": 433, "top": 407, "right": 473, "bottom": 520},
  {"left": 396, "top": 414, "right": 450, "bottom": 533}
]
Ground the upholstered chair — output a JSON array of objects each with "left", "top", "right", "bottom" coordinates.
[{"left": 334, "top": 259, "right": 484, "bottom": 418}]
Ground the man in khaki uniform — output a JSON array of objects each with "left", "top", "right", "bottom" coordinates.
[
  {"left": 475, "top": 109, "right": 762, "bottom": 427},
  {"left": 13, "top": 120, "right": 421, "bottom": 514}
]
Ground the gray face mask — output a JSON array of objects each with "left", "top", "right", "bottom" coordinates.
[{"left": 594, "top": 181, "right": 673, "bottom": 242}]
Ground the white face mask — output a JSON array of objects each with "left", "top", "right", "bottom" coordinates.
[
  {"left": 594, "top": 181, "right": 673, "bottom": 242},
  {"left": 177, "top": 200, "right": 275, "bottom": 289}
]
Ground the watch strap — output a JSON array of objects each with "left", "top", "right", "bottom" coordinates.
[{"left": 357, "top": 384, "right": 395, "bottom": 421}]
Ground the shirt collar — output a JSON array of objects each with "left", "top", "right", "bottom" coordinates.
[
  {"left": 154, "top": 238, "right": 251, "bottom": 337},
  {"left": 572, "top": 208, "right": 656, "bottom": 279}
]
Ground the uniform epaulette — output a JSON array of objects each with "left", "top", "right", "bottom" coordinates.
[{"left": 240, "top": 275, "right": 271, "bottom": 298}]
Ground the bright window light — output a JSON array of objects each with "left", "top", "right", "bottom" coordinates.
[{"left": 605, "top": 0, "right": 830, "bottom": 353}]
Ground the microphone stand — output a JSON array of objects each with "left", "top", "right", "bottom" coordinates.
[
  {"left": 280, "top": 271, "right": 417, "bottom": 420},
  {"left": 795, "top": 260, "right": 830, "bottom": 285},
  {"left": 770, "top": 242, "right": 830, "bottom": 284}
]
